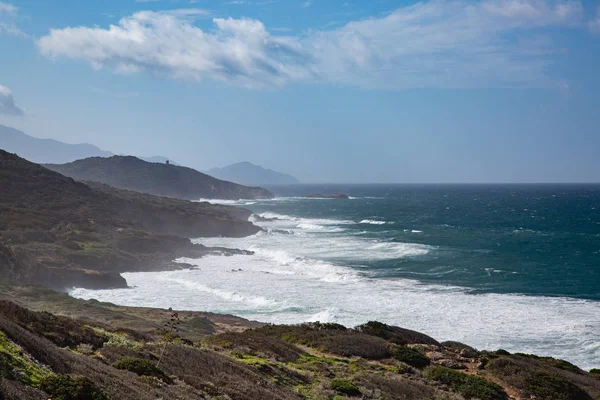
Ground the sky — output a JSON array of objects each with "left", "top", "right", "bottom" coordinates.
[{"left": 0, "top": 0, "right": 599, "bottom": 183}]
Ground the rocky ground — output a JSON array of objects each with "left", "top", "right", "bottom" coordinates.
[{"left": 0, "top": 284, "right": 598, "bottom": 400}]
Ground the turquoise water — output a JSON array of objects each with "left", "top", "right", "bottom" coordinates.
[
  {"left": 255, "top": 184, "right": 600, "bottom": 300},
  {"left": 71, "top": 184, "right": 600, "bottom": 369}
]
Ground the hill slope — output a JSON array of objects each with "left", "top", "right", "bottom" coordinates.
[
  {"left": 46, "top": 156, "right": 274, "bottom": 200},
  {"left": 0, "top": 149, "right": 260, "bottom": 290},
  {"left": 207, "top": 161, "right": 299, "bottom": 185}
]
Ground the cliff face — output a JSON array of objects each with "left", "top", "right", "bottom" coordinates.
[
  {"left": 45, "top": 156, "right": 274, "bottom": 200},
  {"left": 0, "top": 149, "right": 260, "bottom": 290}
]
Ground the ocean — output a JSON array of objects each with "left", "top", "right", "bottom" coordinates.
[{"left": 71, "top": 184, "right": 600, "bottom": 369}]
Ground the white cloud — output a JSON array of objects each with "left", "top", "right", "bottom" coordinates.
[
  {"left": 0, "top": 85, "right": 25, "bottom": 116},
  {"left": 589, "top": 7, "right": 600, "bottom": 34},
  {"left": 37, "top": 0, "right": 586, "bottom": 89},
  {"left": 301, "top": 1, "right": 311, "bottom": 8},
  {"left": 38, "top": 11, "right": 314, "bottom": 88}
]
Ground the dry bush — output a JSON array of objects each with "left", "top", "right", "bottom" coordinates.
[
  {"left": 0, "top": 300, "right": 107, "bottom": 349},
  {"left": 157, "top": 344, "right": 302, "bottom": 400},
  {"left": 0, "top": 379, "right": 48, "bottom": 400},
  {"left": 355, "top": 321, "right": 440, "bottom": 346},
  {"left": 0, "top": 315, "right": 201, "bottom": 400},
  {"left": 356, "top": 373, "right": 439, "bottom": 399},
  {"left": 205, "top": 330, "right": 307, "bottom": 362},
  {"left": 257, "top": 323, "right": 392, "bottom": 360},
  {"left": 486, "top": 356, "right": 599, "bottom": 399}
]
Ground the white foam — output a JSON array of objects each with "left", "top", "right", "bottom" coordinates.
[
  {"left": 71, "top": 253, "right": 600, "bottom": 369},
  {"left": 69, "top": 208, "right": 600, "bottom": 369},
  {"left": 360, "top": 219, "right": 387, "bottom": 225}
]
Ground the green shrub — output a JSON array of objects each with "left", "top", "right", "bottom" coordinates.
[
  {"left": 393, "top": 346, "right": 430, "bottom": 368},
  {"left": 589, "top": 368, "right": 600, "bottom": 378},
  {"left": 330, "top": 379, "right": 361, "bottom": 396},
  {"left": 40, "top": 374, "right": 107, "bottom": 400},
  {"left": 495, "top": 349, "right": 510, "bottom": 356},
  {"left": 113, "top": 357, "right": 171, "bottom": 383},
  {"left": 425, "top": 366, "right": 508, "bottom": 400},
  {"left": 553, "top": 359, "right": 582, "bottom": 374},
  {"left": 523, "top": 371, "right": 593, "bottom": 400}
]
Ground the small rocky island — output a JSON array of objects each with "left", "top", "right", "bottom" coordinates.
[{"left": 306, "top": 193, "right": 350, "bottom": 199}]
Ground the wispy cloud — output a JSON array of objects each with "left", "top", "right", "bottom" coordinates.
[
  {"left": 0, "top": 1, "right": 27, "bottom": 37},
  {"left": 0, "top": 85, "right": 25, "bottom": 116},
  {"left": 0, "top": 1, "right": 16, "bottom": 14},
  {"left": 589, "top": 6, "right": 600, "bottom": 34},
  {"left": 301, "top": 1, "right": 311, "bottom": 8},
  {"left": 37, "top": 0, "right": 589, "bottom": 90}
]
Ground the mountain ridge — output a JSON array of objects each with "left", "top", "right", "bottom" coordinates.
[
  {"left": 207, "top": 161, "right": 299, "bottom": 185},
  {"left": 45, "top": 156, "right": 274, "bottom": 200},
  {"left": 0, "top": 124, "right": 174, "bottom": 165}
]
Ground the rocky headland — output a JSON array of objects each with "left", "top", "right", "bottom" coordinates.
[
  {"left": 0, "top": 150, "right": 261, "bottom": 291},
  {"left": 45, "top": 155, "right": 274, "bottom": 201}
]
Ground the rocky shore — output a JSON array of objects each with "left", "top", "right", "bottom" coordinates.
[{"left": 0, "top": 150, "right": 262, "bottom": 291}]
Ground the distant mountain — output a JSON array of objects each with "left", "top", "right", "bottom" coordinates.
[
  {"left": 45, "top": 156, "right": 274, "bottom": 200},
  {"left": 0, "top": 124, "right": 112, "bottom": 164},
  {"left": 0, "top": 124, "right": 175, "bottom": 165},
  {"left": 207, "top": 162, "right": 299, "bottom": 185}
]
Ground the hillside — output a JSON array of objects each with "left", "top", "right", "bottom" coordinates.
[
  {"left": 0, "top": 287, "right": 598, "bottom": 400},
  {"left": 0, "top": 149, "right": 260, "bottom": 290},
  {"left": 46, "top": 156, "right": 274, "bottom": 200},
  {"left": 207, "top": 161, "right": 299, "bottom": 185}
]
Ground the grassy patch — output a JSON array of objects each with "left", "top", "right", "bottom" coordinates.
[
  {"left": 523, "top": 371, "right": 593, "bottom": 400},
  {"left": 392, "top": 345, "right": 430, "bottom": 368},
  {"left": 40, "top": 374, "right": 108, "bottom": 400},
  {"left": 330, "top": 379, "right": 361, "bottom": 396},
  {"left": 91, "top": 327, "right": 140, "bottom": 349},
  {"left": 113, "top": 357, "right": 171, "bottom": 383},
  {"left": 0, "top": 331, "right": 51, "bottom": 386},
  {"left": 425, "top": 365, "right": 508, "bottom": 400}
]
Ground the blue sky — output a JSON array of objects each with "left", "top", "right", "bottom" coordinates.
[{"left": 1, "top": 0, "right": 599, "bottom": 183}]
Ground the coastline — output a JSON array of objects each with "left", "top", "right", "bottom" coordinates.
[{"left": 66, "top": 198, "right": 600, "bottom": 371}]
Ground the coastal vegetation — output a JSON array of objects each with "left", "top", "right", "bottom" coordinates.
[{"left": 0, "top": 290, "right": 598, "bottom": 399}]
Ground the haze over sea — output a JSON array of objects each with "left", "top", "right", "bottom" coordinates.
[{"left": 72, "top": 184, "right": 600, "bottom": 369}]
